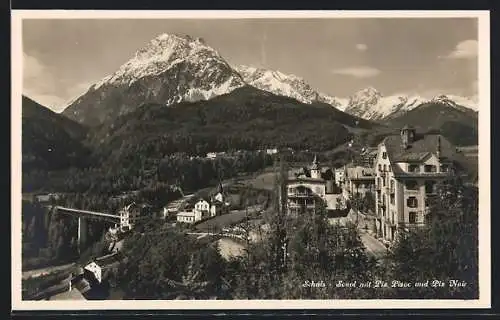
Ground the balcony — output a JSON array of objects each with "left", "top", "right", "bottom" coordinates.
[
  {"left": 404, "top": 188, "right": 420, "bottom": 194},
  {"left": 289, "top": 201, "right": 316, "bottom": 208},
  {"left": 288, "top": 192, "right": 314, "bottom": 198}
]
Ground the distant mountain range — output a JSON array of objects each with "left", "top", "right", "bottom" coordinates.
[
  {"left": 56, "top": 33, "right": 478, "bottom": 126},
  {"left": 21, "top": 31, "right": 478, "bottom": 181},
  {"left": 383, "top": 100, "right": 479, "bottom": 146},
  {"left": 343, "top": 87, "right": 478, "bottom": 121},
  {"left": 235, "top": 65, "right": 346, "bottom": 109}
]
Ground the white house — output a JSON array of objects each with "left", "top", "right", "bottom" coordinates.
[
  {"left": 206, "top": 152, "right": 217, "bottom": 159},
  {"left": 194, "top": 199, "right": 210, "bottom": 215},
  {"left": 176, "top": 209, "right": 202, "bottom": 224},
  {"left": 176, "top": 198, "right": 210, "bottom": 224},
  {"left": 334, "top": 168, "right": 345, "bottom": 187},
  {"left": 84, "top": 262, "right": 102, "bottom": 283},
  {"left": 119, "top": 202, "right": 154, "bottom": 231},
  {"left": 119, "top": 210, "right": 131, "bottom": 231},
  {"left": 374, "top": 126, "right": 463, "bottom": 242}
]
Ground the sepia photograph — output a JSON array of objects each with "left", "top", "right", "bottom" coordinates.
[{"left": 11, "top": 10, "right": 490, "bottom": 310}]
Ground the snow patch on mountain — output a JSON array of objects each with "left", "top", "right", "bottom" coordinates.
[
  {"left": 430, "top": 95, "right": 479, "bottom": 112},
  {"left": 343, "top": 87, "right": 426, "bottom": 120},
  {"left": 63, "top": 33, "right": 246, "bottom": 125},
  {"left": 343, "top": 87, "right": 477, "bottom": 120},
  {"left": 235, "top": 65, "right": 344, "bottom": 109}
]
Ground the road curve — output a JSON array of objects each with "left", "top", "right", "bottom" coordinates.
[{"left": 360, "top": 232, "right": 388, "bottom": 260}]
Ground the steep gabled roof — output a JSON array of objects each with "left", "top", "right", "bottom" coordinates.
[
  {"left": 287, "top": 176, "right": 325, "bottom": 183},
  {"left": 346, "top": 166, "right": 375, "bottom": 181},
  {"left": 195, "top": 197, "right": 211, "bottom": 204},
  {"left": 382, "top": 132, "right": 473, "bottom": 177},
  {"left": 382, "top": 133, "right": 458, "bottom": 163}
]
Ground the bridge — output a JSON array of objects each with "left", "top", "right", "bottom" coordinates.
[{"left": 47, "top": 206, "right": 121, "bottom": 253}]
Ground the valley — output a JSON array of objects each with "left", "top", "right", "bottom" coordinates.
[{"left": 19, "top": 31, "right": 480, "bottom": 301}]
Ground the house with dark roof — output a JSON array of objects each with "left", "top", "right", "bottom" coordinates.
[
  {"left": 119, "top": 202, "right": 155, "bottom": 231},
  {"left": 342, "top": 165, "right": 376, "bottom": 201},
  {"left": 374, "top": 126, "right": 466, "bottom": 242},
  {"left": 285, "top": 155, "right": 345, "bottom": 216}
]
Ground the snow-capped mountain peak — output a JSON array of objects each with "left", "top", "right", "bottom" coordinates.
[
  {"left": 343, "top": 88, "right": 478, "bottom": 120},
  {"left": 63, "top": 33, "right": 246, "bottom": 125},
  {"left": 429, "top": 94, "right": 479, "bottom": 112},
  {"left": 235, "top": 65, "right": 344, "bottom": 109},
  {"left": 94, "top": 33, "right": 230, "bottom": 89}
]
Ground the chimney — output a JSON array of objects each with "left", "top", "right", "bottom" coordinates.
[{"left": 401, "top": 125, "right": 415, "bottom": 149}]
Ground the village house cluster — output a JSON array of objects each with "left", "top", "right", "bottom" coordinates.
[
  {"left": 283, "top": 125, "right": 465, "bottom": 243},
  {"left": 176, "top": 183, "right": 230, "bottom": 224},
  {"left": 118, "top": 202, "right": 155, "bottom": 231}
]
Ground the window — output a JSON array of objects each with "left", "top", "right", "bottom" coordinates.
[
  {"left": 382, "top": 152, "right": 387, "bottom": 159},
  {"left": 407, "top": 197, "right": 418, "bottom": 208},
  {"left": 409, "top": 211, "right": 417, "bottom": 224},
  {"left": 388, "top": 165, "right": 392, "bottom": 172},
  {"left": 383, "top": 164, "right": 387, "bottom": 172},
  {"left": 390, "top": 179, "right": 395, "bottom": 191},
  {"left": 390, "top": 194, "right": 395, "bottom": 205},
  {"left": 405, "top": 180, "right": 418, "bottom": 190},
  {"left": 408, "top": 164, "right": 420, "bottom": 173},
  {"left": 424, "top": 165, "right": 437, "bottom": 173},
  {"left": 378, "top": 164, "right": 382, "bottom": 172},
  {"left": 425, "top": 197, "right": 431, "bottom": 208},
  {"left": 440, "top": 164, "right": 449, "bottom": 172},
  {"left": 425, "top": 180, "right": 436, "bottom": 194}
]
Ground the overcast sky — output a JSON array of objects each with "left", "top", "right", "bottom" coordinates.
[{"left": 22, "top": 18, "right": 478, "bottom": 112}]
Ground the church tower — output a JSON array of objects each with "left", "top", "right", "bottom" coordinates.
[
  {"left": 311, "top": 154, "right": 321, "bottom": 179},
  {"left": 214, "top": 182, "right": 224, "bottom": 203}
]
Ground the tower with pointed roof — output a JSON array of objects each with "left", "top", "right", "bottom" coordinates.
[
  {"left": 310, "top": 154, "right": 321, "bottom": 179},
  {"left": 214, "top": 181, "right": 225, "bottom": 203}
]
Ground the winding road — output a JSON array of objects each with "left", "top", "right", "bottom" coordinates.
[{"left": 360, "top": 231, "right": 388, "bottom": 260}]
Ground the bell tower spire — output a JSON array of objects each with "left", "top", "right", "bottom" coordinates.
[{"left": 311, "top": 154, "right": 321, "bottom": 179}]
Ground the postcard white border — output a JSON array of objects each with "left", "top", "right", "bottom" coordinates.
[{"left": 11, "top": 10, "right": 491, "bottom": 311}]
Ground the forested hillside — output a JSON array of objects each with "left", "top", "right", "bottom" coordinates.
[
  {"left": 384, "top": 102, "right": 478, "bottom": 146},
  {"left": 22, "top": 96, "right": 92, "bottom": 172}
]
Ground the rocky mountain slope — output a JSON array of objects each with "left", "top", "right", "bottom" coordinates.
[
  {"left": 343, "top": 87, "right": 478, "bottom": 121},
  {"left": 60, "top": 32, "right": 478, "bottom": 128},
  {"left": 62, "top": 34, "right": 246, "bottom": 126},
  {"left": 235, "top": 65, "right": 346, "bottom": 109}
]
